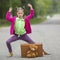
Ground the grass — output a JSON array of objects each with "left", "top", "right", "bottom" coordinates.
[
  {"left": 0, "top": 17, "right": 46, "bottom": 27},
  {"left": 31, "top": 17, "right": 46, "bottom": 25},
  {"left": 0, "top": 19, "right": 10, "bottom": 27}
]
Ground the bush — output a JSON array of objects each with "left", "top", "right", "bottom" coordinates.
[
  {"left": 31, "top": 17, "right": 46, "bottom": 24},
  {"left": 0, "top": 19, "right": 10, "bottom": 27}
]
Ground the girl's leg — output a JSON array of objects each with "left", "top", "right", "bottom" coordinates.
[
  {"left": 6, "top": 34, "right": 34, "bottom": 53},
  {"left": 19, "top": 34, "right": 35, "bottom": 44},
  {"left": 19, "top": 34, "right": 49, "bottom": 55},
  {"left": 6, "top": 35, "right": 20, "bottom": 53}
]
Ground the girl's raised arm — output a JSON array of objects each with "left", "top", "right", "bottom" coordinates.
[
  {"left": 26, "top": 4, "right": 34, "bottom": 20},
  {"left": 6, "top": 7, "right": 16, "bottom": 22}
]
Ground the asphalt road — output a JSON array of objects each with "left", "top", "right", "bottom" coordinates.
[{"left": 0, "top": 23, "right": 60, "bottom": 60}]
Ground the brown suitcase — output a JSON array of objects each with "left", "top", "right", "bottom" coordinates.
[{"left": 21, "top": 44, "right": 44, "bottom": 58}]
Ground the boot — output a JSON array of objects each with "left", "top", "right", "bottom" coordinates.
[
  {"left": 43, "top": 50, "right": 50, "bottom": 55},
  {"left": 8, "top": 52, "right": 13, "bottom": 57}
]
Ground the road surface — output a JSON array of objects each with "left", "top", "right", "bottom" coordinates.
[{"left": 0, "top": 23, "right": 60, "bottom": 60}]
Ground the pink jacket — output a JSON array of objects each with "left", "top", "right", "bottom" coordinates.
[{"left": 6, "top": 9, "right": 34, "bottom": 35}]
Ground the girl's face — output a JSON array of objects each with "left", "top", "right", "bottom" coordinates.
[{"left": 17, "top": 10, "right": 24, "bottom": 18}]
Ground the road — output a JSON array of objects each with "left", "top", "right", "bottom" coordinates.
[
  {"left": 42, "top": 14, "right": 60, "bottom": 24},
  {"left": 0, "top": 22, "right": 60, "bottom": 60}
]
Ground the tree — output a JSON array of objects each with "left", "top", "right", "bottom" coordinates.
[
  {"left": 0, "top": 0, "right": 21, "bottom": 18},
  {"left": 57, "top": 0, "right": 60, "bottom": 13},
  {"left": 0, "top": 0, "right": 3, "bottom": 18},
  {"left": 20, "top": 0, "right": 36, "bottom": 16},
  {"left": 36, "top": 0, "right": 54, "bottom": 16},
  {"left": 11, "top": 0, "right": 21, "bottom": 15},
  {"left": 0, "top": 0, "right": 11, "bottom": 19}
]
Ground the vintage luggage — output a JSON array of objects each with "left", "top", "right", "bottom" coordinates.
[{"left": 21, "top": 43, "right": 44, "bottom": 58}]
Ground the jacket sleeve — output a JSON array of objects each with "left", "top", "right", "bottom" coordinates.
[
  {"left": 26, "top": 9, "right": 34, "bottom": 20},
  {"left": 6, "top": 11, "right": 16, "bottom": 22}
]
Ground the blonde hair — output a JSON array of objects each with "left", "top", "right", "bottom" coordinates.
[{"left": 17, "top": 7, "right": 24, "bottom": 12}]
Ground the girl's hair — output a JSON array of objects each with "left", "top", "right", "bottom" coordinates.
[
  {"left": 17, "top": 7, "right": 24, "bottom": 12},
  {"left": 16, "top": 7, "right": 26, "bottom": 18}
]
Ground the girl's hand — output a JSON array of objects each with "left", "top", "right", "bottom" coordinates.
[
  {"left": 28, "top": 4, "right": 32, "bottom": 8},
  {"left": 28, "top": 3, "right": 33, "bottom": 10},
  {"left": 8, "top": 7, "right": 12, "bottom": 12}
]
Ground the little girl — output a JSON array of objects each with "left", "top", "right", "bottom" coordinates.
[{"left": 6, "top": 4, "right": 49, "bottom": 57}]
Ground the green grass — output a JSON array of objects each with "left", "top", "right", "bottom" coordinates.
[
  {"left": 0, "top": 19, "right": 10, "bottom": 27},
  {"left": 0, "top": 17, "right": 46, "bottom": 27},
  {"left": 31, "top": 17, "right": 46, "bottom": 25}
]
